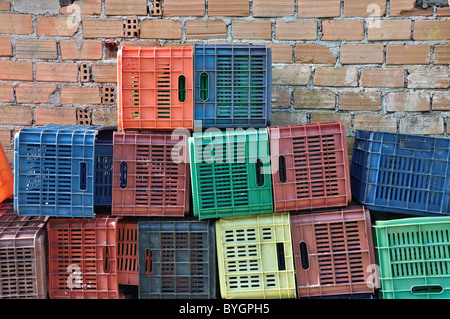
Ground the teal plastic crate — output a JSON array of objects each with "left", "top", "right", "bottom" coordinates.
[
  {"left": 374, "top": 216, "right": 450, "bottom": 299},
  {"left": 189, "top": 128, "right": 273, "bottom": 219}
]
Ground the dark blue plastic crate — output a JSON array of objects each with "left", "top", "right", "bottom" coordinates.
[
  {"left": 350, "top": 129, "right": 450, "bottom": 217},
  {"left": 193, "top": 43, "right": 271, "bottom": 129},
  {"left": 14, "top": 124, "right": 115, "bottom": 218},
  {"left": 138, "top": 218, "right": 216, "bottom": 299}
]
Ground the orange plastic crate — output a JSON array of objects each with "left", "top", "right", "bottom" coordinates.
[
  {"left": 117, "top": 220, "right": 138, "bottom": 286},
  {"left": 290, "top": 204, "right": 377, "bottom": 298},
  {"left": 47, "top": 217, "right": 122, "bottom": 299},
  {"left": 0, "top": 141, "right": 13, "bottom": 204},
  {"left": 118, "top": 46, "right": 194, "bottom": 131},
  {"left": 269, "top": 121, "right": 351, "bottom": 213}
]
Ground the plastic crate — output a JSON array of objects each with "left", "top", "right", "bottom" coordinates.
[
  {"left": 0, "top": 141, "right": 13, "bottom": 204},
  {"left": 269, "top": 121, "right": 351, "bottom": 213},
  {"left": 117, "top": 220, "right": 138, "bottom": 286},
  {"left": 138, "top": 218, "right": 216, "bottom": 299},
  {"left": 118, "top": 46, "right": 194, "bottom": 131},
  {"left": 0, "top": 202, "right": 12, "bottom": 219},
  {"left": 189, "top": 128, "right": 273, "bottom": 219},
  {"left": 374, "top": 216, "right": 450, "bottom": 299},
  {"left": 193, "top": 43, "right": 271, "bottom": 129},
  {"left": 215, "top": 213, "right": 297, "bottom": 299},
  {"left": 290, "top": 204, "right": 376, "bottom": 298},
  {"left": 351, "top": 130, "right": 450, "bottom": 217},
  {"left": 0, "top": 209, "right": 48, "bottom": 299},
  {"left": 112, "top": 132, "right": 190, "bottom": 217},
  {"left": 47, "top": 217, "right": 121, "bottom": 299},
  {"left": 14, "top": 124, "right": 115, "bottom": 218}
]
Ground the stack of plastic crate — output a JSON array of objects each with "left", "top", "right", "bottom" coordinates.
[
  {"left": 350, "top": 129, "right": 450, "bottom": 299},
  {"left": 0, "top": 141, "right": 13, "bottom": 204}
]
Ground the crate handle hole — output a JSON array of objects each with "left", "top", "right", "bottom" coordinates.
[
  {"left": 145, "top": 249, "right": 153, "bottom": 276},
  {"left": 299, "top": 241, "right": 309, "bottom": 270},
  {"left": 276, "top": 243, "right": 286, "bottom": 271},
  {"left": 120, "top": 161, "right": 128, "bottom": 188},
  {"left": 278, "top": 155, "right": 287, "bottom": 183},
  {"left": 255, "top": 159, "right": 264, "bottom": 187},
  {"left": 178, "top": 75, "right": 186, "bottom": 102},
  {"left": 103, "top": 246, "right": 111, "bottom": 274},
  {"left": 200, "top": 73, "right": 208, "bottom": 101},
  {"left": 79, "top": 161, "right": 87, "bottom": 191},
  {"left": 412, "top": 285, "right": 443, "bottom": 295}
]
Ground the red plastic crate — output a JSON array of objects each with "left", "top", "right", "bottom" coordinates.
[
  {"left": 117, "top": 220, "right": 138, "bottom": 286},
  {"left": 0, "top": 141, "right": 13, "bottom": 204},
  {"left": 118, "top": 46, "right": 194, "bottom": 131},
  {"left": 47, "top": 217, "right": 121, "bottom": 299},
  {"left": 0, "top": 208, "right": 48, "bottom": 299},
  {"left": 269, "top": 121, "right": 351, "bottom": 213},
  {"left": 290, "top": 204, "right": 376, "bottom": 298},
  {"left": 112, "top": 132, "right": 190, "bottom": 217}
]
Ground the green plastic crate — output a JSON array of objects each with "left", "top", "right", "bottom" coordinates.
[
  {"left": 215, "top": 213, "right": 297, "bottom": 299},
  {"left": 374, "top": 216, "right": 450, "bottom": 299},
  {"left": 189, "top": 128, "right": 273, "bottom": 219}
]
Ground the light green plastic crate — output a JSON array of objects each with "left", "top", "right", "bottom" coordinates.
[
  {"left": 189, "top": 128, "right": 273, "bottom": 220},
  {"left": 215, "top": 213, "right": 297, "bottom": 299},
  {"left": 374, "top": 216, "right": 450, "bottom": 299}
]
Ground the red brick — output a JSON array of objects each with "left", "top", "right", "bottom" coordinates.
[
  {"left": 37, "top": 17, "right": 78, "bottom": 37},
  {"left": 266, "top": 43, "right": 293, "bottom": 63},
  {"left": 293, "top": 90, "right": 336, "bottom": 109},
  {"left": 314, "top": 67, "right": 358, "bottom": 87},
  {"left": 35, "top": 62, "right": 79, "bottom": 83},
  {"left": 386, "top": 45, "right": 431, "bottom": 65},
  {"left": 321, "top": 20, "right": 364, "bottom": 41},
  {"left": 0, "top": 1, "right": 10, "bottom": 11},
  {"left": 368, "top": 20, "right": 412, "bottom": 41},
  {"left": 83, "top": 18, "right": 124, "bottom": 38},
  {"left": 0, "top": 128, "right": 11, "bottom": 149},
  {"left": 253, "top": 0, "right": 295, "bottom": 17},
  {"left": 105, "top": 0, "right": 147, "bottom": 15},
  {"left": 0, "top": 13, "right": 33, "bottom": 34},
  {"left": 386, "top": 92, "right": 430, "bottom": 112},
  {"left": 60, "top": 40, "right": 103, "bottom": 60},
  {"left": 92, "top": 106, "right": 118, "bottom": 126},
  {"left": 186, "top": 20, "right": 227, "bottom": 39},
  {"left": 272, "top": 65, "right": 311, "bottom": 86},
  {"left": 164, "top": 0, "right": 205, "bottom": 16},
  {"left": 413, "top": 20, "right": 450, "bottom": 41},
  {"left": 0, "top": 105, "right": 33, "bottom": 126},
  {"left": 344, "top": 0, "right": 386, "bottom": 17},
  {"left": 271, "top": 88, "right": 291, "bottom": 108},
  {"left": 35, "top": 107, "right": 77, "bottom": 126},
  {"left": 232, "top": 20, "right": 271, "bottom": 40},
  {"left": 0, "top": 61, "right": 33, "bottom": 81},
  {"left": 407, "top": 68, "right": 449, "bottom": 89},
  {"left": 340, "top": 44, "right": 384, "bottom": 64},
  {"left": 354, "top": 114, "right": 397, "bottom": 133},
  {"left": 275, "top": 20, "right": 317, "bottom": 40},
  {"left": 60, "top": 0, "right": 101, "bottom": 15},
  {"left": 91, "top": 63, "right": 117, "bottom": 83},
  {"left": 0, "top": 35, "right": 11, "bottom": 56},
  {"left": 61, "top": 86, "right": 101, "bottom": 105},
  {"left": 121, "top": 40, "right": 160, "bottom": 48},
  {"left": 310, "top": 112, "right": 352, "bottom": 132},
  {"left": 390, "top": 0, "right": 433, "bottom": 16},
  {"left": 437, "top": 7, "right": 450, "bottom": 17},
  {"left": 208, "top": 0, "right": 249, "bottom": 16},
  {"left": 399, "top": 114, "right": 443, "bottom": 135},
  {"left": 15, "top": 39, "right": 57, "bottom": 60},
  {"left": 15, "top": 83, "right": 57, "bottom": 104},
  {"left": 294, "top": 43, "right": 336, "bottom": 64},
  {"left": 435, "top": 45, "right": 450, "bottom": 65},
  {"left": 361, "top": 68, "right": 404, "bottom": 88},
  {"left": 270, "top": 111, "right": 308, "bottom": 127},
  {"left": 141, "top": 20, "right": 181, "bottom": 39},
  {"left": 298, "top": 0, "right": 340, "bottom": 18},
  {"left": 338, "top": 91, "right": 381, "bottom": 111},
  {"left": 432, "top": 91, "right": 450, "bottom": 111},
  {"left": 0, "top": 83, "right": 13, "bottom": 103}
]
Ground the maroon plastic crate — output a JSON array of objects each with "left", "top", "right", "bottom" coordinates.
[
  {"left": 112, "top": 131, "right": 190, "bottom": 217},
  {"left": 0, "top": 207, "right": 48, "bottom": 299},
  {"left": 47, "top": 217, "right": 122, "bottom": 299},
  {"left": 269, "top": 121, "right": 351, "bottom": 213},
  {"left": 117, "top": 220, "right": 138, "bottom": 286},
  {"left": 290, "top": 204, "right": 376, "bottom": 298}
]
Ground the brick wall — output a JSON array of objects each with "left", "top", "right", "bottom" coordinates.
[{"left": 0, "top": 0, "right": 449, "bottom": 165}]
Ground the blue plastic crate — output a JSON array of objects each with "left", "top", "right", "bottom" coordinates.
[
  {"left": 350, "top": 129, "right": 450, "bottom": 217},
  {"left": 193, "top": 43, "right": 271, "bottom": 129},
  {"left": 14, "top": 124, "right": 116, "bottom": 218}
]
